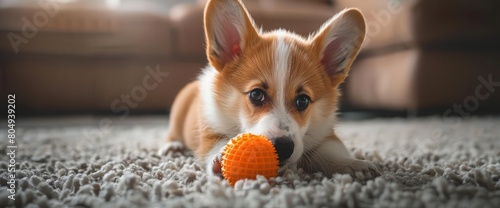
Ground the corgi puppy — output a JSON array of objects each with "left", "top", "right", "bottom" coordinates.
[{"left": 159, "top": 0, "right": 380, "bottom": 179}]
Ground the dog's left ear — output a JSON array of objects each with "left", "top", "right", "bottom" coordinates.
[{"left": 311, "top": 8, "right": 366, "bottom": 86}]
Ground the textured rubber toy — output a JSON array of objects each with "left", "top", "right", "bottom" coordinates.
[{"left": 221, "top": 133, "right": 279, "bottom": 186}]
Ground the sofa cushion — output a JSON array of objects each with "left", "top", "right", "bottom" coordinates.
[
  {"left": 412, "top": 0, "right": 500, "bottom": 47},
  {"left": 0, "top": 3, "right": 173, "bottom": 57},
  {"left": 334, "top": 0, "right": 500, "bottom": 52},
  {"left": 1, "top": 54, "right": 203, "bottom": 112},
  {"left": 346, "top": 49, "right": 500, "bottom": 110}
]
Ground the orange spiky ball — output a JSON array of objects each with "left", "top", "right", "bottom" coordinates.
[{"left": 221, "top": 133, "right": 279, "bottom": 186}]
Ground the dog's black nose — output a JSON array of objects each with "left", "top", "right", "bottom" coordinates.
[{"left": 272, "top": 137, "right": 294, "bottom": 165}]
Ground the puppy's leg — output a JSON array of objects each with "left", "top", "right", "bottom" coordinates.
[
  {"left": 158, "top": 82, "right": 199, "bottom": 156},
  {"left": 299, "top": 135, "right": 380, "bottom": 179}
]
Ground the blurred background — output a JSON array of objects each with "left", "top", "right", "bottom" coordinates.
[{"left": 1, "top": 0, "right": 499, "bottom": 118}]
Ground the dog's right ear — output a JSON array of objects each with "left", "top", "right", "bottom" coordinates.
[{"left": 204, "top": 0, "right": 259, "bottom": 71}]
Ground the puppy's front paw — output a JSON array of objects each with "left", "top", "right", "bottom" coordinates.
[
  {"left": 207, "top": 146, "right": 225, "bottom": 177},
  {"left": 344, "top": 160, "right": 381, "bottom": 180},
  {"left": 211, "top": 152, "right": 223, "bottom": 176},
  {"left": 157, "top": 141, "right": 185, "bottom": 156}
]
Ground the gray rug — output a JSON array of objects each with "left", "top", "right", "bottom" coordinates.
[{"left": 1, "top": 116, "right": 499, "bottom": 207}]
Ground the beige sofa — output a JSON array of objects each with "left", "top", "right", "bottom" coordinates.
[
  {"left": 339, "top": 0, "right": 500, "bottom": 111},
  {"left": 1, "top": 0, "right": 499, "bottom": 114}
]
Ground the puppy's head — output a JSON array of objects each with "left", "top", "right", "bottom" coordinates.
[{"left": 204, "top": 0, "right": 365, "bottom": 167}]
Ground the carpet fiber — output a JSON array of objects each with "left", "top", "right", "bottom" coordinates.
[{"left": 1, "top": 116, "right": 499, "bottom": 207}]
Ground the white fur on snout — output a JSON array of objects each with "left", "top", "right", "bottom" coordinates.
[
  {"left": 245, "top": 113, "right": 305, "bottom": 165},
  {"left": 246, "top": 114, "right": 290, "bottom": 140}
]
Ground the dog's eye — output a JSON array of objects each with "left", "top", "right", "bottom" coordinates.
[
  {"left": 295, "top": 94, "right": 310, "bottom": 112},
  {"left": 249, "top": 89, "right": 266, "bottom": 106}
]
